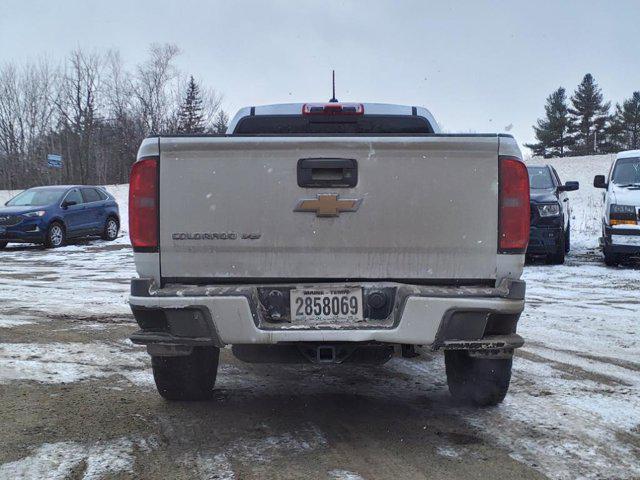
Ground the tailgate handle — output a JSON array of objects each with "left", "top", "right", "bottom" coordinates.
[{"left": 297, "top": 158, "right": 358, "bottom": 188}]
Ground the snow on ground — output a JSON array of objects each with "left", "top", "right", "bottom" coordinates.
[
  {"left": 0, "top": 342, "right": 149, "bottom": 385},
  {"left": 0, "top": 184, "right": 133, "bottom": 319},
  {"left": 328, "top": 470, "right": 367, "bottom": 480},
  {"left": 179, "top": 424, "right": 327, "bottom": 480},
  {"left": 514, "top": 153, "right": 640, "bottom": 478},
  {"left": 1, "top": 155, "right": 639, "bottom": 479},
  {"left": 0, "top": 436, "right": 157, "bottom": 480},
  {"left": 0, "top": 241, "right": 134, "bottom": 318}
]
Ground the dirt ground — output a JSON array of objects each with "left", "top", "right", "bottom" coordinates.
[{"left": 0, "top": 240, "right": 639, "bottom": 479}]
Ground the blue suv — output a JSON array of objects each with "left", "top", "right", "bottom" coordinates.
[{"left": 0, "top": 185, "right": 120, "bottom": 249}]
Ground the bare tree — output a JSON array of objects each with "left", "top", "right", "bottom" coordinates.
[
  {"left": 0, "top": 43, "right": 226, "bottom": 189},
  {"left": 103, "top": 49, "right": 143, "bottom": 182},
  {"left": 201, "top": 85, "right": 223, "bottom": 131},
  {"left": 55, "top": 48, "right": 104, "bottom": 183},
  {"left": 0, "top": 63, "right": 21, "bottom": 186},
  {"left": 104, "top": 50, "right": 133, "bottom": 122},
  {"left": 0, "top": 59, "right": 59, "bottom": 188},
  {"left": 134, "top": 43, "right": 180, "bottom": 134}
]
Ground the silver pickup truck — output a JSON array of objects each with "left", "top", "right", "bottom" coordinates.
[{"left": 128, "top": 102, "right": 529, "bottom": 405}]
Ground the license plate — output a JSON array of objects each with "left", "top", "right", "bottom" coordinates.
[{"left": 290, "top": 287, "right": 363, "bottom": 323}]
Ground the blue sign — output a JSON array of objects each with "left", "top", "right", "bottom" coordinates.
[{"left": 47, "top": 154, "right": 62, "bottom": 169}]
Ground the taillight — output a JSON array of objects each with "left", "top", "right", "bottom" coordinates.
[
  {"left": 129, "top": 156, "right": 159, "bottom": 252},
  {"left": 302, "top": 103, "right": 364, "bottom": 115},
  {"left": 499, "top": 156, "right": 530, "bottom": 253}
]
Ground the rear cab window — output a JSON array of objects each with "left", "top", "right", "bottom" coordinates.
[{"left": 233, "top": 115, "right": 434, "bottom": 135}]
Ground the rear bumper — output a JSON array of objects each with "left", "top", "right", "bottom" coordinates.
[
  {"left": 527, "top": 225, "right": 563, "bottom": 254},
  {"left": 602, "top": 226, "right": 640, "bottom": 254},
  {"left": 129, "top": 278, "right": 525, "bottom": 353}
]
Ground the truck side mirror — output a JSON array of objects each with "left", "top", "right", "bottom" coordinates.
[
  {"left": 559, "top": 181, "right": 579, "bottom": 192},
  {"left": 593, "top": 175, "right": 607, "bottom": 189}
]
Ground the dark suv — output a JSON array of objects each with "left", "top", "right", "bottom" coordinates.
[
  {"left": 0, "top": 185, "right": 120, "bottom": 249},
  {"left": 526, "top": 165, "right": 579, "bottom": 264}
]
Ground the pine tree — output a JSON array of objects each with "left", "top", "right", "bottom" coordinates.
[
  {"left": 176, "top": 76, "right": 205, "bottom": 134},
  {"left": 608, "top": 91, "right": 640, "bottom": 151},
  {"left": 568, "top": 74, "right": 610, "bottom": 155},
  {"left": 212, "top": 110, "right": 229, "bottom": 134},
  {"left": 525, "top": 87, "right": 572, "bottom": 158}
]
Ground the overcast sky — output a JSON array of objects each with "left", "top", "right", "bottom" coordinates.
[{"left": 1, "top": 0, "right": 638, "bottom": 151}]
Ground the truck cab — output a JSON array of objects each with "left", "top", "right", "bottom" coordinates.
[{"left": 128, "top": 102, "right": 529, "bottom": 406}]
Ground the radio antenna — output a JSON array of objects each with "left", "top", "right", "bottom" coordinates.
[{"left": 329, "top": 70, "right": 338, "bottom": 103}]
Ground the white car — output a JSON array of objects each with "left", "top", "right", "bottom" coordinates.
[{"left": 594, "top": 150, "right": 640, "bottom": 265}]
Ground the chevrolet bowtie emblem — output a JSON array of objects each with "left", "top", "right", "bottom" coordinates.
[{"left": 294, "top": 194, "right": 362, "bottom": 217}]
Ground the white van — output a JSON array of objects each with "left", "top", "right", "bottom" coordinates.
[{"left": 594, "top": 150, "right": 640, "bottom": 265}]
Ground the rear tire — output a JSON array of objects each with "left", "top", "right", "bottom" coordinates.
[
  {"left": 0, "top": 241, "right": 7, "bottom": 249},
  {"left": 604, "top": 249, "right": 620, "bottom": 267},
  {"left": 445, "top": 350, "right": 512, "bottom": 406},
  {"left": 45, "top": 222, "right": 65, "bottom": 248},
  {"left": 102, "top": 217, "right": 119, "bottom": 241},
  {"left": 151, "top": 346, "right": 219, "bottom": 401}
]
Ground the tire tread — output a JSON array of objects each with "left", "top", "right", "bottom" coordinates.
[
  {"left": 151, "top": 346, "right": 219, "bottom": 401},
  {"left": 445, "top": 351, "right": 512, "bottom": 406}
]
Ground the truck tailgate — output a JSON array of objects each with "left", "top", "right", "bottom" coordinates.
[{"left": 158, "top": 136, "right": 500, "bottom": 281}]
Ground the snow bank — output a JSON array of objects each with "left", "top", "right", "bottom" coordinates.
[{"left": 102, "top": 184, "right": 130, "bottom": 242}]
